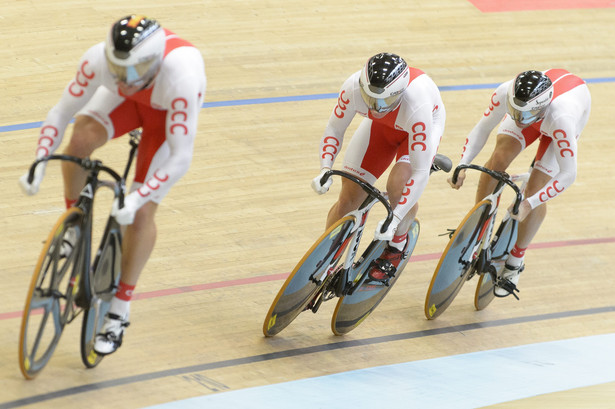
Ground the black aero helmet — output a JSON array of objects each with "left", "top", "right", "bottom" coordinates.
[
  {"left": 359, "top": 53, "right": 410, "bottom": 114},
  {"left": 507, "top": 70, "right": 553, "bottom": 125},
  {"left": 105, "top": 15, "right": 166, "bottom": 87}
]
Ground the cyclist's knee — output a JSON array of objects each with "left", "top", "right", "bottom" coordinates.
[
  {"left": 127, "top": 207, "right": 157, "bottom": 237},
  {"left": 488, "top": 136, "right": 521, "bottom": 170},
  {"left": 486, "top": 149, "right": 515, "bottom": 171},
  {"left": 334, "top": 197, "right": 359, "bottom": 216},
  {"left": 66, "top": 116, "right": 108, "bottom": 156}
]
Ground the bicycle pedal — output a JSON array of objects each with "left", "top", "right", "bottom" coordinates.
[
  {"left": 367, "top": 259, "right": 396, "bottom": 285},
  {"left": 494, "top": 279, "right": 520, "bottom": 300},
  {"left": 439, "top": 228, "right": 456, "bottom": 239}
]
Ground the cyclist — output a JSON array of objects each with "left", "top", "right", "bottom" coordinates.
[
  {"left": 19, "top": 15, "right": 206, "bottom": 355},
  {"left": 311, "top": 52, "right": 445, "bottom": 281},
  {"left": 449, "top": 69, "right": 591, "bottom": 296}
]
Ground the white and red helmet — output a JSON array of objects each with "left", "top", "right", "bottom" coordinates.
[
  {"left": 506, "top": 70, "right": 554, "bottom": 126},
  {"left": 105, "top": 15, "right": 166, "bottom": 89},
  {"left": 359, "top": 53, "right": 410, "bottom": 115}
]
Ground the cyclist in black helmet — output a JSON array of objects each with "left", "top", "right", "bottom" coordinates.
[
  {"left": 449, "top": 69, "right": 591, "bottom": 297},
  {"left": 19, "top": 15, "right": 207, "bottom": 355},
  {"left": 311, "top": 53, "right": 446, "bottom": 280}
]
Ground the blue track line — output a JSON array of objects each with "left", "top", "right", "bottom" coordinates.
[{"left": 2, "top": 77, "right": 613, "bottom": 134}]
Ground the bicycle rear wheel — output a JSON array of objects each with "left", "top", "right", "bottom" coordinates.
[
  {"left": 474, "top": 217, "right": 517, "bottom": 310},
  {"left": 263, "top": 216, "right": 356, "bottom": 337},
  {"left": 19, "top": 207, "right": 84, "bottom": 379},
  {"left": 81, "top": 217, "right": 122, "bottom": 368},
  {"left": 332, "top": 219, "right": 420, "bottom": 335},
  {"left": 424, "top": 201, "right": 490, "bottom": 320}
]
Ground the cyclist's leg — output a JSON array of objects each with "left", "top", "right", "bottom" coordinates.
[
  {"left": 61, "top": 87, "right": 138, "bottom": 204},
  {"left": 95, "top": 106, "right": 167, "bottom": 355},
  {"left": 61, "top": 115, "right": 109, "bottom": 202},
  {"left": 386, "top": 153, "right": 418, "bottom": 246},
  {"left": 475, "top": 133, "right": 522, "bottom": 203},
  {"left": 325, "top": 118, "right": 396, "bottom": 229},
  {"left": 497, "top": 137, "right": 554, "bottom": 295},
  {"left": 516, "top": 167, "right": 549, "bottom": 248},
  {"left": 515, "top": 136, "right": 555, "bottom": 250},
  {"left": 326, "top": 178, "right": 367, "bottom": 229},
  {"left": 386, "top": 160, "right": 417, "bottom": 235}
]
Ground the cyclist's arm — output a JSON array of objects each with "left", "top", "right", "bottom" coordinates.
[
  {"left": 134, "top": 56, "right": 206, "bottom": 203},
  {"left": 393, "top": 106, "right": 439, "bottom": 221},
  {"left": 526, "top": 116, "right": 578, "bottom": 209},
  {"left": 318, "top": 75, "right": 358, "bottom": 170},
  {"left": 459, "top": 81, "right": 510, "bottom": 166},
  {"left": 35, "top": 43, "right": 105, "bottom": 158}
]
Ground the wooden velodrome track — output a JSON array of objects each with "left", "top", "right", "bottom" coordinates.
[{"left": 1, "top": 1, "right": 614, "bottom": 407}]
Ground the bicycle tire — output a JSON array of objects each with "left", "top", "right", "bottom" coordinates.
[
  {"left": 331, "top": 219, "right": 420, "bottom": 335},
  {"left": 424, "top": 200, "right": 491, "bottom": 320},
  {"left": 80, "top": 217, "right": 122, "bottom": 368},
  {"left": 19, "top": 207, "right": 84, "bottom": 379},
  {"left": 263, "top": 216, "right": 356, "bottom": 337},
  {"left": 474, "top": 217, "right": 517, "bottom": 310}
]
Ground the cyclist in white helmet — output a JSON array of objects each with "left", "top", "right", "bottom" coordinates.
[
  {"left": 312, "top": 52, "right": 446, "bottom": 280},
  {"left": 449, "top": 69, "right": 591, "bottom": 297},
  {"left": 19, "top": 15, "right": 207, "bottom": 355}
]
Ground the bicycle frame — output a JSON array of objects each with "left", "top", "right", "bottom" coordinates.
[
  {"left": 311, "top": 170, "right": 393, "bottom": 297},
  {"left": 451, "top": 164, "right": 528, "bottom": 278},
  {"left": 19, "top": 130, "right": 141, "bottom": 378},
  {"left": 28, "top": 134, "right": 138, "bottom": 302}
]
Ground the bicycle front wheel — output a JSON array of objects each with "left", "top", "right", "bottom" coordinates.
[
  {"left": 263, "top": 216, "right": 356, "bottom": 337},
  {"left": 332, "top": 219, "right": 420, "bottom": 335},
  {"left": 19, "top": 207, "right": 84, "bottom": 379},
  {"left": 424, "top": 201, "right": 490, "bottom": 320},
  {"left": 81, "top": 217, "right": 122, "bottom": 368}
]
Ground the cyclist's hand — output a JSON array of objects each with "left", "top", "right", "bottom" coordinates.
[
  {"left": 448, "top": 168, "right": 466, "bottom": 190},
  {"left": 19, "top": 162, "right": 47, "bottom": 195},
  {"left": 311, "top": 168, "right": 332, "bottom": 195},
  {"left": 509, "top": 200, "right": 532, "bottom": 222},
  {"left": 111, "top": 193, "right": 141, "bottom": 225},
  {"left": 374, "top": 217, "right": 400, "bottom": 242}
]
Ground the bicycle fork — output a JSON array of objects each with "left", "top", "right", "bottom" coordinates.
[
  {"left": 463, "top": 189, "right": 504, "bottom": 280},
  {"left": 309, "top": 202, "right": 376, "bottom": 312}
]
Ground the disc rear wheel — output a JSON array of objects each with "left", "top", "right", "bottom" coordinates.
[
  {"left": 81, "top": 218, "right": 122, "bottom": 368},
  {"left": 474, "top": 217, "right": 518, "bottom": 310},
  {"left": 332, "top": 219, "right": 420, "bottom": 335}
]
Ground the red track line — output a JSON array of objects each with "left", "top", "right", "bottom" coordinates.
[{"left": 3, "top": 236, "right": 613, "bottom": 321}]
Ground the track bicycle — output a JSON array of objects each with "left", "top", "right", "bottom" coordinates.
[
  {"left": 18, "top": 130, "right": 140, "bottom": 379},
  {"left": 424, "top": 163, "right": 530, "bottom": 320},
  {"left": 264, "top": 154, "right": 452, "bottom": 336}
]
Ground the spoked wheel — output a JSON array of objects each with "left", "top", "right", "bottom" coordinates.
[
  {"left": 331, "top": 219, "right": 420, "bottom": 335},
  {"left": 81, "top": 218, "right": 122, "bottom": 368},
  {"left": 474, "top": 217, "right": 518, "bottom": 310},
  {"left": 263, "top": 216, "right": 356, "bottom": 337},
  {"left": 19, "top": 208, "right": 84, "bottom": 379},
  {"left": 424, "top": 201, "right": 491, "bottom": 320}
]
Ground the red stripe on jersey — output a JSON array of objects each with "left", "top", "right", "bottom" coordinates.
[
  {"left": 545, "top": 69, "right": 585, "bottom": 100},
  {"left": 368, "top": 106, "right": 401, "bottom": 129},
  {"left": 123, "top": 87, "right": 154, "bottom": 106},
  {"left": 409, "top": 67, "right": 425, "bottom": 84},
  {"left": 367, "top": 67, "right": 425, "bottom": 129},
  {"left": 163, "top": 29, "right": 195, "bottom": 57},
  {"left": 121, "top": 30, "right": 195, "bottom": 105}
]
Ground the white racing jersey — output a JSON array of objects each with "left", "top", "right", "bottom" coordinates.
[{"left": 460, "top": 69, "right": 591, "bottom": 208}]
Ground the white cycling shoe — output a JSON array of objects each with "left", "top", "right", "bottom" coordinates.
[
  {"left": 60, "top": 226, "right": 77, "bottom": 258},
  {"left": 495, "top": 263, "right": 524, "bottom": 297},
  {"left": 94, "top": 313, "right": 130, "bottom": 355}
]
